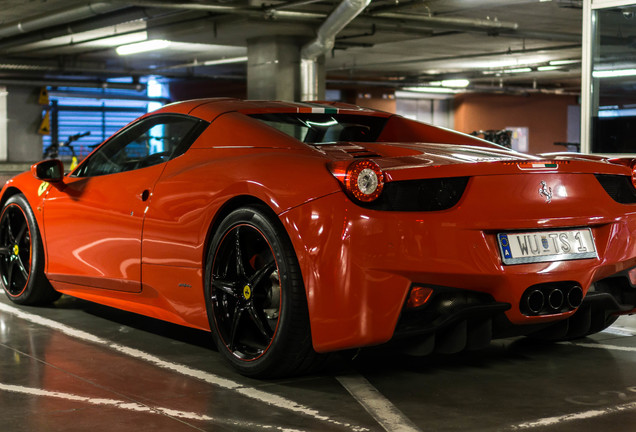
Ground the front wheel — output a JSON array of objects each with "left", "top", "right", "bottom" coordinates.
[
  {"left": 0, "top": 194, "right": 59, "bottom": 305},
  {"left": 205, "top": 206, "right": 320, "bottom": 378}
]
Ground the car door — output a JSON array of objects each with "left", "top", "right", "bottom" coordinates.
[{"left": 42, "top": 113, "right": 207, "bottom": 293}]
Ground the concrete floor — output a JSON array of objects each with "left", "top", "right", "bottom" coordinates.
[{"left": 1, "top": 293, "right": 635, "bottom": 432}]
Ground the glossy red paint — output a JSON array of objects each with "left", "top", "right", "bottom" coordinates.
[{"left": 2, "top": 98, "right": 636, "bottom": 361}]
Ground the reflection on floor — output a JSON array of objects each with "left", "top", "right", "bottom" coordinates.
[{"left": 1, "top": 294, "right": 635, "bottom": 432}]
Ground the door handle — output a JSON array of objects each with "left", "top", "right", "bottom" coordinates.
[{"left": 140, "top": 189, "right": 150, "bottom": 201}]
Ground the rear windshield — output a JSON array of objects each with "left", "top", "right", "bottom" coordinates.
[{"left": 249, "top": 113, "right": 388, "bottom": 144}]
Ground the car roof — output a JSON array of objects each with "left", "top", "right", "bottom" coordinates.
[{"left": 151, "top": 98, "right": 391, "bottom": 122}]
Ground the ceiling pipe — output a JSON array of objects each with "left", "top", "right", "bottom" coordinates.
[
  {"left": 121, "top": 1, "right": 522, "bottom": 37},
  {"left": 328, "top": 43, "right": 581, "bottom": 71},
  {"left": 115, "top": 1, "right": 325, "bottom": 20},
  {"left": 265, "top": 0, "right": 326, "bottom": 12},
  {"left": 157, "top": 56, "right": 248, "bottom": 71},
  {"left": 300, "top": 0, "right": 371, "bottom": 101},
  {"left": 0, "top": 8, "right": 174, "bottom": 52},
  {"left": 371, "top": 12, "right": 518, "bottom": 33},
  {"left": 0, "top": 77, "right": 145, "bottom": 90},
  {"left": 0, "top": 2, "right": 127, "bottom": 39}
]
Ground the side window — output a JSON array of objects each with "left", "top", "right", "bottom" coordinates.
[{"left": 74, "top": 114, "right": 207, "bottom": 177}]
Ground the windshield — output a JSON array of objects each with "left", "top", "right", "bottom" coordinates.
[{"left": 249, "top": 113, "right": 388, "bottom": 144}]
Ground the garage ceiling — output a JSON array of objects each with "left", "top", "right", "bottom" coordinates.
[{"left": 0, "top": 0, "right": 599, "bottom": 94}]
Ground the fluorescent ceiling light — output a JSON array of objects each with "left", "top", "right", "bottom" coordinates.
[
  {"left": 101, "top": 32, "right": 147, "bottom": 48},
  {"left": 203, "top": 56, "right": 248, "bottom": 66},
  {"left": 474, "top": 55, "right": 552, "bottom": 70},
  {"left": 549, "top": 59, "right": 579, "bottom": 66},
  {"left": 538, "top": 65, "right": 560, "bottom": 71},
  {"left": 507, "top": 67, "right": 532, "bottom": 73},
  {"left": 402, "top": 86, "right": 459, "bottom": 94},
  {"left": 593, "top": 68, "right": 636, "bottom": 78},
  {"left": 441, "top": 79, "right": 470, "bottom": 88},
  {"left": 116, "top": 39, "right": 172, "bottom": 56}
]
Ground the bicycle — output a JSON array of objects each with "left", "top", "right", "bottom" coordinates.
[{"left": 43, "top": 131, "right": 90, "bottom": 170}]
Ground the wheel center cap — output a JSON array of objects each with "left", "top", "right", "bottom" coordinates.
[
  {"left": 12, "top": 244, "right": 19, "bottom": 256},
  {"left": 242, "top": 284, "right": 252, "bottom": 300}
]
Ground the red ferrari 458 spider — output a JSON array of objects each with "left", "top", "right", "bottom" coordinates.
[{"left": 2, "top": 98, "right": 636, "bottom": 377}]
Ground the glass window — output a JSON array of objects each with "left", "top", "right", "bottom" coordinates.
[
  {"left": 74, "top": 114, "right": 207, "bottom": 177},
  {"left": 249, "top": 114, "right": 388, "bottom": 144},
  {"left": 591, "top": 6, "right": 636, "bottom": 153},
  {"left": 42, "top": 85, "right": 163, "bottom": 162}
]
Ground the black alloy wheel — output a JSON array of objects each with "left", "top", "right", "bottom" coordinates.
[
  {"left": 205, "top": 206, "right": 320, "bottom": 378},
  {"left": 0, "top": 194, "right": 59, "bottom": 305},
  {"left": 211, "top": 224, "right": 280, "bottom": 359},
  {"left": 0, "top": 202, "right": 31, "bottom": 296}
]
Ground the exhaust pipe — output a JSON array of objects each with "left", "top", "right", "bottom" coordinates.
[
  {"left": 527, "top": 289, "right": 545, "bottom": 315},
  {"left": 567, "top": 285, "right": 584, "bottom": 309},
  {"left": 548, "top": 289, "right": 564, "bottom": 311}
]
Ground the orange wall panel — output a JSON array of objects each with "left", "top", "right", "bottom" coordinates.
[
  {"left": 454, "top": 93, "right": 578, "bottom": 154},
  {"left": 355, "top": 97, "right": 397, "bottom": 113}
]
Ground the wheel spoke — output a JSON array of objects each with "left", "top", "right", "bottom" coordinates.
[
  {"left": 6, "top": 259, "right": 14, "bottom": 289},
  {"left": 15, "top": 256, "right": 28, "bottom": 280},
  {"left": 0, "top": 246, "right": 10, "bottom": 256},
  {"left": 247, "top": 304, "right": 273, "bottom": 340},
  {"left": 6, "top": 215, "right": 15, "bottom": 243},
  {"left": 14, "top": 221, "right": 27, "bottom": 244},
  {"left": 233, "top": 228, "right": 246, "bottom": 278},
  {"left": 0, "top": 217, "right": 9, "bottom": 244},
  {"left": 248, "top": 259, "right": 276, "bottom": 288},
  {"left": 228, "top": 303, "right": 244, "bottom": 351},
  {"left": 212, "top": 278, "right": 238, "bottom": 298}
]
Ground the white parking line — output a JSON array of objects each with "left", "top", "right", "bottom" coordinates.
[
  {"left": 602, "top": 327, "right": 636, "bottom": 337},
  {"left": 337, "top": 375, "right": 422, "bottom": 432},
  {"left": 510, "top": 401, "right": 636, "bottom": 429},
  {"left": 0, "top": 382, "right": 304, "bottom": 431},
  {"left": 0, "top": 302, "right": 368, "bottom": 432},
  {"left": 558, "top": 341, "right": 636, "bottom": 353}
]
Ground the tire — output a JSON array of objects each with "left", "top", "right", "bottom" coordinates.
[
  {"left": 204, "top": 205, "right": 320, "bottom": 378},
  {"left": 0, "top": 194, "right": 60, "bottom": 305}
]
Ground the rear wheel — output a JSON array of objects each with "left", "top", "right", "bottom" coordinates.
[
  {"left": 205, "top": 206, "right": 320, "bottom": 378},
  {"left": 0, "top": 194, "right": 59, "bottom": 305}
]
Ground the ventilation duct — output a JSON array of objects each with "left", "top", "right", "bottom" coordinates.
[
  {"left": 300, "top": 0, "right": 371, "bottom": 101},
  {"left": 0, "top": 2, "right": 126, "bottom": 39}
]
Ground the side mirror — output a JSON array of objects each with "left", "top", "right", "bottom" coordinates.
[{"left": 31, "top": 159, "right": 64, "bottom": 183}]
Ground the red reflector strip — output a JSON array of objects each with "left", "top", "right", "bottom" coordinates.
[
  {"left": 407, "top": 286, "right": 434, "bottom": 308},
  {"left": 628, "top": 267, "right": 636, "bottom": 286}
]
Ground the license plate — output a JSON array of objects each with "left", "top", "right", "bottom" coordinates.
[{"left": 497, "top": 228, "right": 597, "bottom": 265}]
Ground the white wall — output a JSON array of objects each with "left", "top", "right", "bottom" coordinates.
[{"left": 395, "top": 94, "right": 454, "bottom": 129}]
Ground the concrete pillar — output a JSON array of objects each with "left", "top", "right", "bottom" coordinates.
[
  {"left": 6, "top": 86, "right": 43, "bottom": 163},
  {"left": 247, "top": 36, "right": 325, "bottom": 101},
  {"left": 0, "top": 86, "right": 7, "bottom": 162}
]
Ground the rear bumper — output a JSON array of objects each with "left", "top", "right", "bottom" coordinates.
[
  {"left": 281, "top": 176, "right": 636, "bottom": 352},
  {"left": 388, "top": 270, "right": 636, "bottom": 356}
]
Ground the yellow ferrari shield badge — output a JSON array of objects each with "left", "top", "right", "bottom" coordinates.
[{"left": 38, "top": 181, "right": 50, "bottom": 196}]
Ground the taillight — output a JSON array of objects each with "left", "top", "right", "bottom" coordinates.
[
  {"left": 609, "top": 157, "right": 636, "bottom": 188},
  {"left": 330, "top": 160, "right": 385, "bottom": 202}
]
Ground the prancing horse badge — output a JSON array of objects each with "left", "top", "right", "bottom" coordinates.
[{"left": 538, "top": 180, "right": 553, "bottom": 203}]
